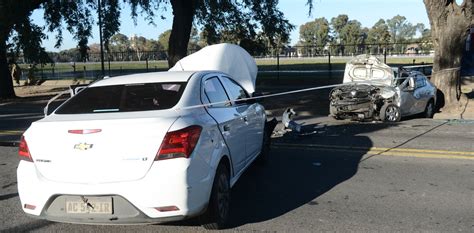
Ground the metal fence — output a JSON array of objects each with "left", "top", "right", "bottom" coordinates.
[{"left": 14, "top": 42, "right": 433, "bottom": 82}]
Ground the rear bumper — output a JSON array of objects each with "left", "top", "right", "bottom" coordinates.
[{"left": 17, "top": 159, "right": 213, "bottom": 224}]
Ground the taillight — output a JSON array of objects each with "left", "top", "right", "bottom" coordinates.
[
  {"left": 156, "top": 125, "right": 202, "bottom": 160},
  {"left": 19, "top": 136, "right": 33, "bottom": 162}
]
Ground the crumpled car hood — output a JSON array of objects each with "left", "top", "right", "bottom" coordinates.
[
  {"left": 169, "top": 43, "right": 257, "bottom": 94},
  {"left": 343, "top": 55, "right": 394, "bottom": 86}
]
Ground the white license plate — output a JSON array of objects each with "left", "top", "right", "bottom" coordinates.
[{"left": 66, "top": 197, "right": 113, "bottom": 214}]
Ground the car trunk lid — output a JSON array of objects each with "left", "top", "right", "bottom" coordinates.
[{"left": 24, "top": 114, "right": 178, "bottom": 184}]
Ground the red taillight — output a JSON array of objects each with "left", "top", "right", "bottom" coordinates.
[
  {"left": 68, "top": 129, "right": 102, "bottom": 134},
  {"left": 18, "top": 136, "right": 33, "bottom": 162},
  {"left": 156, "top": 125, "right": 202, "bottom": 161}
]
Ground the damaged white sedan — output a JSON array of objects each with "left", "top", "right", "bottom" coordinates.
[
  {"left": 17, "top": 44, "right": 269, "bottom": 229},
  {"left": 329, "top": 55, "right": 437, "bottom": 122}
]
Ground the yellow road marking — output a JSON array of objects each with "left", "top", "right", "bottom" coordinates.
[{"left": 273, "top": 143, "right": 474, "bottom": 160}]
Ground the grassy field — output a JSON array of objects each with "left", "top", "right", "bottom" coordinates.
[{"left": 17, "top": 56, "right": 434, "bottom": 81}]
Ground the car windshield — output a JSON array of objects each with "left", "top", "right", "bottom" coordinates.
[{"left": 55, "top": 82, "right": 186, "bottom": 114}]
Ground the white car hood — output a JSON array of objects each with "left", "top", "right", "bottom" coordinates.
[
  {"left": 169, "top": 43, "right": 258, "bottom": 94},
  {"left": 343, "top": 55, "right": 394, "bottom": 86}
]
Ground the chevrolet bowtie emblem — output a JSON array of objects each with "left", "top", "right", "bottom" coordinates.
[{"left": 74, "top": 143, "right": 93, "bottom": 151}]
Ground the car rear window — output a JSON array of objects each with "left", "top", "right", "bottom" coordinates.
[{"left": 55, "top": 82, "right": 186, "bottom": 114}]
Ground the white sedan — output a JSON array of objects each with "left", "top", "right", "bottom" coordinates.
[{"left": 17, "top": 45, "right": 268, "bottom": 229}]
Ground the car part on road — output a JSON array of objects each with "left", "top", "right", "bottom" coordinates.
[{"left": 282, "top": 108, "right": 302, "bottom": 132}]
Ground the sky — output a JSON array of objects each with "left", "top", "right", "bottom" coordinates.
[{"left": 31, "top": 0, "right": 431, "bottom": 52}]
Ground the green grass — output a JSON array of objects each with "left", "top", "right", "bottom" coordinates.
[{"left": 16, "top": 56, "right": 433, "bottom": 80}]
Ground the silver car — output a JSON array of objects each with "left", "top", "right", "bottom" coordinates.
[{"left": 330, "top": 55, "right": 437, "bottom": 122}]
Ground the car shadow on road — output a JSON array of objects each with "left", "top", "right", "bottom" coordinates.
[{"left": 226, "top": 126, "right": 375, "bottom": 228}]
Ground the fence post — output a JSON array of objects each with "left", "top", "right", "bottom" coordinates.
[
  {"left": 384, "top": 48, "right": 387, "bottom": 64},
  {"left": 146, "top": 58, "right": 149, "bottom": 72},
  {"left": 83, "top": 66, "right": 86, "bottom": 79},
  {"left": 277, "top": 52, "right": 280, "bottom": 83},
  {"left": 328, "top": 51, "right": 332, "bottom": 71},
  {"left": 108, "top": 57, "right": 111, "bottom": 76},
  {"left": 41, "top": 64, "right": 44, "bottom": 80}
]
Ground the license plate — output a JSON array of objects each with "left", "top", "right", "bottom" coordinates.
[{"left": 66, "top": 197, "right": 113, "bottom": 214}]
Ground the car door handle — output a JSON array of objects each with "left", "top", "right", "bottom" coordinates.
[
  {"left": 223, "top": 125, "right": 231, "bottom": 132},
  {"left": 242, "top": 116, "right": 248, "bottom": 122}
]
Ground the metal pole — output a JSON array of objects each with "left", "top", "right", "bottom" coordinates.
[
  {"left": 328, "top": 51, "right": 331, "bottom": 71},
  {"left": 277, "top": 51, "right": 280, "bottom": 82},
  {"left": 98, "top": 0, "right": 105, "bottom": 77}
]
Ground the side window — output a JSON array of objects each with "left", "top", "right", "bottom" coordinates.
[
  {"left": 203, "top": 77, "right": 230, "bottom": 108},
  {"left": 221, "top": 77, "right": 249, "bottom": 104},
  {"left": 415, "top": 76, "right": 426, "bottom": 89}
]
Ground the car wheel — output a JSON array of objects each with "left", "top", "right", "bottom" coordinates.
[
  {"left": 423, "top": 100, "right": 435, "bottom": 118},
  {"left": 201, "top": 163, "right": 230, "bottom": 230},
  {"left": 380, "top": 103, "right": 401, "bottom": 122}
]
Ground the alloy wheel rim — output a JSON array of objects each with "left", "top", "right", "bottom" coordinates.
[{"left": 386, "top": 106, "right": 399, "bottom": 122}]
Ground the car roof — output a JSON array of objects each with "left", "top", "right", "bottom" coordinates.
[{"left": 90, "top": 71, "right": 196, "bottom": 87}]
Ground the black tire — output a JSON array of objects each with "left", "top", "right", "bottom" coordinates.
[
  {"left": 423, "top": 99, "right": 435, "bottom": 118},
  {"left": 380, "top": 103, "right": 401, "bottom": 122},
  {"left": 201, "top": 163, "right": 230, "bottom": 230}
]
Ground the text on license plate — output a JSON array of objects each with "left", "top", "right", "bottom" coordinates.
[{"left": 66, "top": 197, "right": 113, "bottom": 214}]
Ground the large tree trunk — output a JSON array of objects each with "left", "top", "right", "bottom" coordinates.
[
  {"left": 168, "top": 0, "right": 196, "bottom": 68},
  {"left": 0, "top": 36, "right": 15, "bottom": 99},
  {"left": 424, "top": 0, "right": 473, "bottom": 111}
]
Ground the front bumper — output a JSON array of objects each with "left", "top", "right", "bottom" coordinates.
[{"left": 17, "top": 159, "right": 213, "bottom": 224}]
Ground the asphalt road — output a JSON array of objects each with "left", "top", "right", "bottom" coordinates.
[{"left": 1, "top": 118, "right": 473, "bottom": 232}]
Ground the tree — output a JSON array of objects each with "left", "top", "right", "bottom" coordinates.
[
  {"left": 330, "top": 14, "right": 349, "bottom": 55},
  {"left": 0, "top": 1, "right": 45, "bottom": 98},
  {"left": 424, "top": 0, "right": 473, "bottom": 111},
  {"left": 158, "top": 30, "right": 172, "bottom": 52},
  {"left": 339, "top": 19, "right": 364, "bottom": 54},
  {"left": 367, "top": 19, "right": 391, "bottom": 54},
  {"left": 387, "top": 15, "right": 418, "bottom": 54},
  {"left": 130, "top": 35, "right": 147, "bottom": 61},
  {"left": 169, "top": 0, "right": 293, "bottom": 67},
  {"left": 299, "top": 17, "right": 330, "bottom": 55},
  {"left": 109, "top": 33, "right": 130, "bottom": 61}
]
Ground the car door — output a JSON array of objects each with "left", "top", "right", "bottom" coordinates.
[
  {"left": 398, "top": 76, "right": 418, "bottom": 116},
  {"left": 220, "top": 76, "right": 265, "bottom": 162},
  {"left": 412, "top": 75, "right": 430, "bottom": 114},
  {"left": 202, "top": 75, "right": 248, "bottom": 174}
]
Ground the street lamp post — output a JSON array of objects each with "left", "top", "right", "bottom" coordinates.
[{"left": 98, "top": 0, "right": 105, "bottom": 77}]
